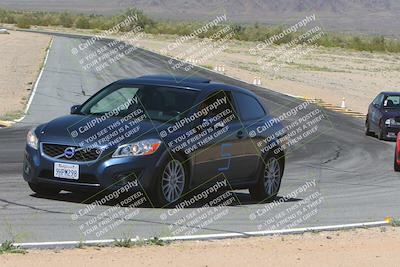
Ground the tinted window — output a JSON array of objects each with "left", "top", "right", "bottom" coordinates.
[
  {"left": 89, "top": 87, "right": 139, "bottom": 114},
  {"left": 80, "top": 84, "right": 199, "bottom": 122},
  {"left": 198, "top": 91, "right": 238, "bottom": 122},
  {"left": 383, "top": 95, "right": 400, "bottom": 108},
  {"left": 234, "top": 93, "right": 265, "bottom": 121}
]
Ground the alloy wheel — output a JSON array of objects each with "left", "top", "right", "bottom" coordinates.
[
  {"left": 264, "top": 157, "right": 281, "bottom": 195},
  {"left": 161, "top": 160, "right": 185, "bottom": 203}
]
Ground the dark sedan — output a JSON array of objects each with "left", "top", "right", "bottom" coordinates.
[
  {"left": 365, "top": 92, "right": 400, "bottom": 140},
  {"left": 23, "top": 75, "right": 286, "bottom": 206}
]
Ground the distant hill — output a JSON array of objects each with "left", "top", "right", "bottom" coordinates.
[{"left": 0, "top": 0, "right": 399, "bottom": 37}]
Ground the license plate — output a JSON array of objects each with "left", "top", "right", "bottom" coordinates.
[{"left": 54, "top": 162, "right": 79, "bottom": 180}]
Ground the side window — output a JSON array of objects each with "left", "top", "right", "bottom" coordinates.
[
  {"left": 90, "top": 87, "right": 138, "bottom": 114},
  {"left": 234, "top": 92, "right": 266, "bottom": 121},
  {"left": 198, "top": 91, "right": 238, "bottom": 122},
  {"left": 373, "top": 94, "right": 383, "bottom": 107},
  {"left": 384, "top": 95, "right": 400, "bottom": 108}
]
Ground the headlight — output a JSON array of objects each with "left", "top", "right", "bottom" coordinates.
[
  {"left": 112, "top": 139, "right": 161, "bottom": 157},
  {"left": 27, "top": 127, "right": 38, "bottom": 150},
  {"left": 385, "top": 118, "right": 400, "bottom": 126}
]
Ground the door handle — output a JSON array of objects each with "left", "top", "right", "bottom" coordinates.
[{"left": 236, "top": 130, "right": 244, "bottom": 139}]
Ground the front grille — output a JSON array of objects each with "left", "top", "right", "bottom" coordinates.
[{"left": 42, "top": 143, "right": 101, "bottom": 162}]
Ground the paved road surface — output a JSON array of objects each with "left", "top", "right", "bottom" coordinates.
[{"left": 0, "top": 33, "right": 399, "bottom": 243}]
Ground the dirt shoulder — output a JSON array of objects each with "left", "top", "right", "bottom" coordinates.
[
  {"left": 1, "top": 227, "right": 399, "bottom": 267},
  {"left": 0, "top": 30, "right": 51, "bottom": 120}
]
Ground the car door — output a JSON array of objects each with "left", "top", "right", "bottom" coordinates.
[
  {"left": 191, "top": 90, "right": 245, "bottom": 186},
  {"left": 230, "top": 92, "right": 267, "bottom": 182}
]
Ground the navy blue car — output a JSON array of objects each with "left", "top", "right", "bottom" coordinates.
[
  {"left": 23, "top": 75, "right": 286, "bottom": 206},
  {"left": 366, "top": 92, "right": 400, "bottom": 140}
]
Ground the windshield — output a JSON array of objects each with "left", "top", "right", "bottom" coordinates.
[
  {"left": 383, "top": 95, "right": 400, "bottom": 109},
  {"left": 80, "top": 84, "right": 199, "bottom": 122}
]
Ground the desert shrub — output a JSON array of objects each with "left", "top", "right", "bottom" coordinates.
[{"left": 0, "top": 7, "right": 399, "bottom": 53}]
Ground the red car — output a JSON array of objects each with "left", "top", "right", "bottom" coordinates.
[{"left": 395, "top": 134, "right": 400, "bottom": 171}]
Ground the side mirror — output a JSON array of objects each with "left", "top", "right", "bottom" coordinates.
[{"left": 70, "top": 105, "right": 81, "bottom": 114}]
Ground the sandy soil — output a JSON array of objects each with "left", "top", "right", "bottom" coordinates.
[
  {"left": 134, "top": 34, "right": 400, "bottom": 114},
  {"left": 0, "top": 30, "right": 51, "bottom": 119},
  {"left": 1, "top": 227, "right": 399, "bottom": 267}
]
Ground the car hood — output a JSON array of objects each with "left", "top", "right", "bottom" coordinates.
[{"left": 38, "top": 114, "right": 165, "bottom": 148}]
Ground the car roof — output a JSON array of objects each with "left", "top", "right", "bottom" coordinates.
[
  {"left": 115, "top": 75, "right": 257, "bottom": 96},
  {"left": 381, "top": 92, "right": 400, "bottom": 95}
]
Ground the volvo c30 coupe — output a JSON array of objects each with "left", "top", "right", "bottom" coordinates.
[{"left": 23, "top": 75, "right": 286, "bottom": 206}]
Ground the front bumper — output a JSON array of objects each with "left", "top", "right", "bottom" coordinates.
[
  {"left": 23, "top": 144, "right": 164, "bottom": 193},
  {"left": 382, "top": 125, "right": 400, "bottom": 139}
]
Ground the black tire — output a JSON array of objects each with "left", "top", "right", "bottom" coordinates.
[
  {"left": 378, "top": 127, "right": 385, "bottom": 140},
  {"left": 365, "top": 119, "right": 373, "bottom": 136},
  {"left": 28, "top": 182, "right": 60, "bottom": 196},
  {"left": 394, "top": 150, "right": 400, "bottom": 172},
  {"left": 152, "top": 154, "right": 189, "bottom": 207},
  {"left": 249, "top": 152, "right": 284, "bottom": 202}
]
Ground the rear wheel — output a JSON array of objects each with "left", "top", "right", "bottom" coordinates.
[
  {"left": 152, "top": 155, "right": 188, "bottom": 207},
  {"left": 28, "top": 183, "right": 60, "bottom": 196},
  {"left": 249, "top": 153, "right": 283, "bottom": 202}
]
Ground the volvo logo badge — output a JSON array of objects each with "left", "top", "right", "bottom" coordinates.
[{"left": 64, "top": 147, "right": 76, "bottom": 159}]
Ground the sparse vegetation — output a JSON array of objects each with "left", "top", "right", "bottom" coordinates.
[
  {"left": 75, "top": 240, "right": 85, "bottom": 249},
  {"left": 114, "top": 236, "right": 134, "bottom": 248},
  {"left": 0, "top": 109, "right": 24, "bottom": 121},
  {"left": 0, "top": 240, "right": 26, "bottom": 254},
  {"left": 113, "top": 235, "right": 168, "bottom": 248},
  {"left": 0, "top": 8, "right": 400, "bottom": 53},
  {"left": 200, "top": 64, "right": 213, "bottom": 70},
  {"left": 390, "top": 218, "right": 400, "bottom": 227}
]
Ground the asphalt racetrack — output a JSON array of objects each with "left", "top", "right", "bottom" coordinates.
[{"left": 0, "top": 32, "right": 399, "bottom": 243}]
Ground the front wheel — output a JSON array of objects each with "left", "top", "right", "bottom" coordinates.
[
  {"left": 152, "top": 155, "right": 188, "bottom": 207},
  {"left": 378, "top": 127, "right": 385, "bottom": 140},
  {"left": 249, "top": 154, "right": 283, "bottom": 202},
  {"left": 377, "top": 120, "right": 386, "bottom": 140},
  {"left": 28, "top": 183, "right": 60, "bottom": 196},
  {"left": 365, "top": 119, "right": 373, "bottom": 136}
]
